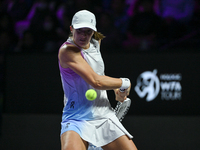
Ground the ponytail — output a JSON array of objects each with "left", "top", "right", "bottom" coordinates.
[{"left": 93, "top": 31, "right": 106, "bottom": 41}]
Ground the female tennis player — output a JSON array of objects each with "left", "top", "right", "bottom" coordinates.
[{"left": 58, "top": 10, "right": 137, "bottom": 150}]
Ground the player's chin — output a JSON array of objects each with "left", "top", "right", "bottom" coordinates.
[
  {"left": 80, "top": 44, "right": 88, "bottom": 49},
  {"left": 79, "top": 40, "right": 87, "bottom": 46}
]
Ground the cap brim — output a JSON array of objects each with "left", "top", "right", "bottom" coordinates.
[{"left": 73, "top": 23, "right": 97, "bottom": 31}]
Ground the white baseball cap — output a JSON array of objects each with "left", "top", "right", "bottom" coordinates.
[{"left": 72, "top": 10, "right": 97, "bottom": 31}]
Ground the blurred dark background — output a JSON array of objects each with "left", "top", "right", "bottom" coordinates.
[{"left": 0, "top": 0, "right": 200, "bottom": 149}]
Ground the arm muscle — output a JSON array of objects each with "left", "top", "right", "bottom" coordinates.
[{"left": 58, "top": 44, "right": 122, "bottom": 90}]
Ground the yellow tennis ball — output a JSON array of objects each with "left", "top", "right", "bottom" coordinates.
[{"left": 85, "top": 89, "right": 97, "bottom": 101}]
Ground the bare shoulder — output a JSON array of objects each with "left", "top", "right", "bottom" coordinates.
[
  {"left": 59, "top": 44, "right": 82, "bottom": 68},
  {"left": 59, "top": 44, "right": 80, "bottom": 55}
]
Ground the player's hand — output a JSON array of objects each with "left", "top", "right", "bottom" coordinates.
[{"left": 115, "top": 87, "right": 130, "bottom": 102}]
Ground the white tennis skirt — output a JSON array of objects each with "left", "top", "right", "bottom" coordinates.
[{"left": 60, "top": 114, "right": 133, "bottom": 147}]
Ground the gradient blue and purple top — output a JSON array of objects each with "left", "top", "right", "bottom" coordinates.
[{"left": 58, "top": 38, "right": 114, "bottom": 122}]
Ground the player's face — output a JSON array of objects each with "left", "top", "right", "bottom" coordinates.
[{"left": 71, "top": 27, "right": 94, "bottom": 49}]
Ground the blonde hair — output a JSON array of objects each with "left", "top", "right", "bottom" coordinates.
[{"left": 93, "top": 31, "right": 106, "bottom": 41}]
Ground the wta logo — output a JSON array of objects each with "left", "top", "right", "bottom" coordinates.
[
  {"left": 135, "top": 69, "right": 182, "bottom": 102},
  {"left": 135, "top": 69, "right": 160, "bottom": 102}
]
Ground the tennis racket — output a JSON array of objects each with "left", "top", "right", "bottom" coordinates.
[{"left": 114, "top": 98, "right": 131, "bottom": 122}]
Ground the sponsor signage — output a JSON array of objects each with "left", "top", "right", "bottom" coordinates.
[{"left": 135, "top": 69, "right": 182, "bottom": 102}]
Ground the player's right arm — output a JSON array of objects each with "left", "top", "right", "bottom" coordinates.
[{"left": 58, "top": 44, "right": 127, "bottom": 93}]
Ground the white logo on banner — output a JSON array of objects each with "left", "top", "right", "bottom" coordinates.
[
  {"left": 135, "top": 69, "right": 160, "bottom": 102},
  {"left": 135, "top": 69, "right": 182, "bottom": 102},
  {"left": 160, "top": 74, "right": 182, "bottom": 100}
]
